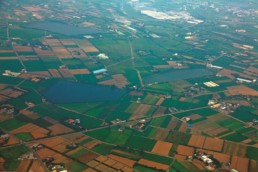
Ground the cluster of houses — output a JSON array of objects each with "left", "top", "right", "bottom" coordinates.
[{"left": 0, "top": 133, "right": 9, "bottom": 145}]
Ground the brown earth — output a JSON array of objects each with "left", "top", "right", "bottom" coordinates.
[
  {"left": 70, "top": 69, "right": 90, "bottom": 75},
  {"left": 138, "top": 159, "right": 169, "bottom": 171},
  {"left": 58, "top": 69, "right": 73, "bottom": 78},
  {"left": 29, "top": 160, "right": 45, "bottom": 172},
  {"left": 230, "top": 156, "right": 249, "bottom": 172},
  {"left": 16, "top": 159, "right": 31, "bottom": 172},
  {"left": 49, "top": 69, "right": 62, "bottom": 78},
  {"left": 77, "top": 152, "right": 98, "bottom": 164},
  {"left": 48, "top": 123, "right": 74, "bottom": 135},
  {"left": 188, "top": 135, "right": 206, "bottom": 148},
  {"left": 108, "top": 154, "right": 136, "bottom": 167},
  {"left": 152, "top": 140, "right": 173, "bottom": 156},
  {"left": 176, "top": 145, "right": 195, "bottom": 156},
  {"left": 225, "top": 85, "right": 258, "bottom": 96},
  {"left": 34, "top": 48, "right": 55, "bottom": 56},
  {"left": 52, "top": 47, "right": 72, "bottom": 59},
  {"left": 203, "top": 137, "right": 224, "bottom": 152}
]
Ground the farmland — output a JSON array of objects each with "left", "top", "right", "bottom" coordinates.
[{"left": 0, "top": 0, "right": 258, "bottom": 172}]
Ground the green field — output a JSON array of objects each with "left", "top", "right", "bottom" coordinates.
[
  {"left": 15, "top": 132, "right": 33, "bottom": 141},
  {"left": 0, "top": 118, "right": 27, "bottom": 131}
]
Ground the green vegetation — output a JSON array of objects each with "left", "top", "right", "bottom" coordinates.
[
  {"left": 221, "top": 133, "right": 248, "bottom": 142},
  {"left": 134, "top": 164, "right": 159, "bottom": 172},
  {"left": 92, "top": 143, "right": 114, "bottom": 155},
  {"left": 218, "top": 118, "right": 244, "bottom": 131},
  {"left": 166, "top": 131, "right": 191, "bottom": 145},
  {"left": 142, "top": 152, "right": 173, "bottom": 165},
  {"left": 15, "top": 132, "right": 33, "bottom": 141},
  {"left": 0, "top": 119, "right": 27, "bottom": 131},
  {"left": 246, "top": 146, "right": 258, "bottom": 161},
  {"left": 126, "top": 135, "right": 156, "bottom": 151},
  {"left": 70, "top": 149, "right": 88, "bottom": 159},
  {"left": 0, "top": 145, "right": 29, "bottom": 171}
]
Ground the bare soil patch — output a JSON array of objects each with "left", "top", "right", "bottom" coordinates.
[{"left": 152, "top": 140, "right": 173, "bottom": 156}]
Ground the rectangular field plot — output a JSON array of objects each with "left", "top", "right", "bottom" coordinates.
[
  {"left": 202, "top": 137, "right": 224, "bottom": 152},
  {"left": 151, "top": 141, "right": 173, "bottom": 156},
  {"left": 75, "top": 40, "right": 99, "bottom": 53}
]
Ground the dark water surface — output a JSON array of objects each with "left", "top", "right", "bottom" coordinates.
[
  {"left": 144, "top": 68, "right": 214, "bottom": 84},
  {"left": 43, "top": 80, "right": 126, "bottom": 103}
]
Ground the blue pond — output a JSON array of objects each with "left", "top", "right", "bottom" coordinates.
[
  {"left": 144, "top": 68, "right": 214, "bottom": 84},
  {"left": 43, "top": 81, "right": 126, "bottom": 103}
]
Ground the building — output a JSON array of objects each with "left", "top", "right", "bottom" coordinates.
[
  {"left": 236, "top": 78, "right": 256, "bottom": 83},
  {"left": 93, "top": 68, "right": 108, "bottom": 75}
]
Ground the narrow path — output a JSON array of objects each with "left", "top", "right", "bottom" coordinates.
[{"left": 128, "top": 38, "right": 144, "bottom": 87}]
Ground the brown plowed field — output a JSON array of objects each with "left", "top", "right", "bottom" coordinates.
[
  {"left": 179, "top": 122, "right": 188, "bottom": 132},
  {"left": 225, "top": 85, "right": 258, "bottom": 96},
  {"left": 83, "top": 168, "right": 97, "bottom": 172},
  {"left": 10, "top": 123, "right": 49, "bottom": 138},
  {"left": 37, "top": 148, "right": 57, "bottom": 158},
  {"left": 39, "top": 137, "right": 66, "bottom": 147},
  {"left": 20, "top": 109, "right": 40, "bottom": 119},
  {"left": 218, "top": 69, "right": 254, "bottom": 80},
  {"left": 138, "top": 159, "right": 169, "bottom": 171},
  {"left": 166, "top": 116, "right": 180, "bottom": 130},
  {"left": 192, "top": 159, "right": 206, "bottom": 170},
  {"left": 112, "top": 162, "right": 125, "bottom": 170},
  {"left": 130, "top": 104, "right": 152, "bottom": 120},
  {"left": 176, "top": 145, "right": 194, "bottom": 156},
  {"left": 108, "top": 154, "right": 136, "bottom": 167},
  {"left": 29, "top": 160, "right": 46, "bottom": 172},
  {"left": 206, "top": 126, "right": 228, "bottom": 136},
  {"left": 75, "top": 40, "right": 99, "bottom": 53},
  {"left": 62, "top": 133, "right": 88, "bottom": 143},
  {"left": 13, "top": 45, "right": 33, "bottom": 52},
  {"left": 87, "top": 160, "right": 100, "bottom": 168},
  {"left": 45, "top": 39, "right": 62, "bottom": 47},
  {"left": 34, "top": 47, "right": 54, "bottom": 56},
  {"left": 84, "top": 140, "right": 101, "bottom": 149},
  {"left": 230, "top": 156, "right": 249, "bottom": 172},
  {"left": 58, "top": 69, "right": 73, "bottom": 78},
  {"left": 156, "top": 97, "right": 165, "bottom": 106},
  {"left": 67, "top": 48, "right": 87, "bottom": 58},
  {"left": 174, "top": 154, "right": 186, "bottom": 160},
  {"left": 152, "top": 140, "right": 173, "bottom": 156},
  {"left": 20, "top": 71, "right": 51, "bottom": 79},
  {"left": 103, "top": 158, "right": 116, "bottom": 166},
  {"left": 203, "top": 137, "right": 224, "bottom": 152},
  {"left": 49, "top": 69, "right": 62, "bottom": 78},
  {"left": 60, "top": 39, "right": 76, "bottom": 46},
  {"left": 250, "top": 160, "right": 258, "bottom": 172},
  {"left": 188, "top": 135, "right": 206, "bottom": 148},
  {"left": 52, "top": 47, "right": 72, "bottom": 59},
  {"left": 99, "top": 74, "right": 129, "bottom": 88},
  {"left": 16, "top": 160, "right": 31, "bottom": 172},
  {"left": 77, "top": 152, "right": 98, "bottom": 164},
  {"left": 43, "top": 116, "right": 58, "bottom": 124},
  {"left": 70, "top": 69, "right": 90, "bottom": 75},
  {"left": 4, "top": 136, "right": 19, "bottom": 146},
  {"left": 188, "top": 114, "right": 202, "bottom": 120},
  {"left": 222, "top": 141, "right": 247, "bottom": 157},
  {"left": 213, "top": 152, "right": 230, "bottom": 163},
  {"left": 153, "top": 128, "right": 169, "bottom": 140},
  {"left": 152, "top": 106, "right": 167, "bottom": 117},
  {"left": 48, "top": 123, "right": 74, "bottom": 135}
]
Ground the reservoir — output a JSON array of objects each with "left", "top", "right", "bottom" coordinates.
[
  {"left": 25, "top": 21, "right": 104, "bottom": 36},
  {"left": 43, "top": 80, "right": 126, "bottom": 103},
  {"left": 143, "top": 68, "right": 214, "bottom": 84}
]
